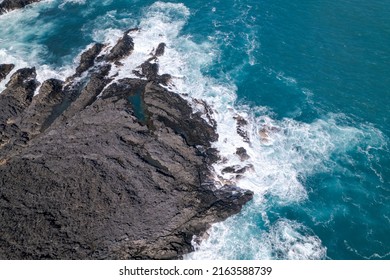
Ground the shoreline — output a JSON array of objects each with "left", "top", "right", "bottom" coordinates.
[{"left": 0, "top": 28, "right": 253, "bottom": 259}]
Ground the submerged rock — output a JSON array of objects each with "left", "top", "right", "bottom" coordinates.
[{"left": 0, "top": 29, "right": 253, "bottom": 259}]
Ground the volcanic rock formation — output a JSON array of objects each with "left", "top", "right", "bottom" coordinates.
[{"left": 0, "top": 29, "right": 253, "bottom": 259}]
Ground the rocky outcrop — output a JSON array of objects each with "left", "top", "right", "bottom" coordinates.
[
  {"left": 236, "top": 147, "right": 250, "bottom": 161},
  {"left": 154, "top": 43, "right": 166, "bottom": 57},
  {"left": 105, "top": 33, "right": 134, "bottom": 63},
  {"left": 0, "top": 0, "right": 41, "bottom": 14},
  {"left": 75, "top": 43, "right": 105, "bottom": 77},
  {"left": 0, "top": 64, "right": 14, "bottom": 82},
  {"left": 0, "top": 30, "right": 253, "bottom": 259},
  {"left": 234, "top": 115, "right": 250, "bottom": 142},
  {"left": 0, "top": 67, "right": 39, "bottom": 124}
]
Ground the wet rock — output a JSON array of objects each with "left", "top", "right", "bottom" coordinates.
[
  {"left": 131, "top": 43, "right": 174, "bottom": 87},
  {"left": 193, "top": 98, "right": 217, "bottom": 128},
  {"left": 133, "top": 61, "right": 173, "bottom": 86},
  {"left": 258, "top": 125, "right": 279, "bottom": 143},
  {"left": 0, "top": 0, "right": 41, "bottom": 14},
  {"left": 235, "top": 147, "right": 250, "bottom": 161},
  {"left": 0, "top": 64, "right": 15, "bottom": 82},
  {"left": 75, "top": 43, "right": 105, "bottom": 77},
  {"left": 234, "top": 115, "right": 250, "bottom": 142},
  {"left": 155, "top": 73, "right": 172, "bottom": 86},
  {"left": 143, "top": 82, "right": 218, "bottom": 147},
  {"left": 0, "top": 29, "right": 252, "bottom": 260},
  {"left": 235, "top": 115, "right": 248, "bottom": 127},
  {"left": 214, "top": 185, "right": 254, "bottom": 214},
  {"left": 125, "top": 27, "right": 139, "bottom": 34},
  {"left": 105, "top": 33, "right": 134, "bottom": 62},
  {"left": 221, "top": 165, "right": 252, "bottom": 175},
  {"left": 140, "top": 61, "right": 159, "bottom": 80},
  {"left": 155, "top": 43, "right": 166, "bottom": 57}
]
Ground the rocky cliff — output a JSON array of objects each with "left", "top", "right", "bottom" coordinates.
[{"left": 0, "top": 29, "right": 253, "bottom": 259}]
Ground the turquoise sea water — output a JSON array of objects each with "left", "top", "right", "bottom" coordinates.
[{"left": 0, "top": 0, "right": 389, "bottom": 259}]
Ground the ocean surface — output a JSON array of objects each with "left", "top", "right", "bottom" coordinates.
[{"left": 1, "top": 0, "right": 389, "bottom": 260}]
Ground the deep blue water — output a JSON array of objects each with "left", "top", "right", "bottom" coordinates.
[{"left": 0, "top": 0, "right": 389, "bottom": 259}]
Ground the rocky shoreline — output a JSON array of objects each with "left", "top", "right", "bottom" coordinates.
[{"left": 0, "top": 27, "right": 253, "bottom": 259}]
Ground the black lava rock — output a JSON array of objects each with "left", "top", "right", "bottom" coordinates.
[{"left": 0, "top": 30, "right": 253, "bottom": 260}]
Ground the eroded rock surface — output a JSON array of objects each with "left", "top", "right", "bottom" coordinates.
[{"left": 0, "top": 30, "right": 253, "bottom": 259}]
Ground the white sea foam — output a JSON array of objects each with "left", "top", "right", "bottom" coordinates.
[
  {"left": 186, "top": 216, "right": 327, "bottom": 260},
  {"left": 0, "top": 1, "right": 74, "bottom": 93},
  {"left": 261, "top": 219, "right": 327, "bottom": 260},
  {"left": 59, "top": 0, "right": 86, "bottom": 8},
  {"left": 0, "top": 7, "right": 43, "bottom": 91},
  {"left": 102, "top": 2, "right": 196, "bottom": 83}
]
